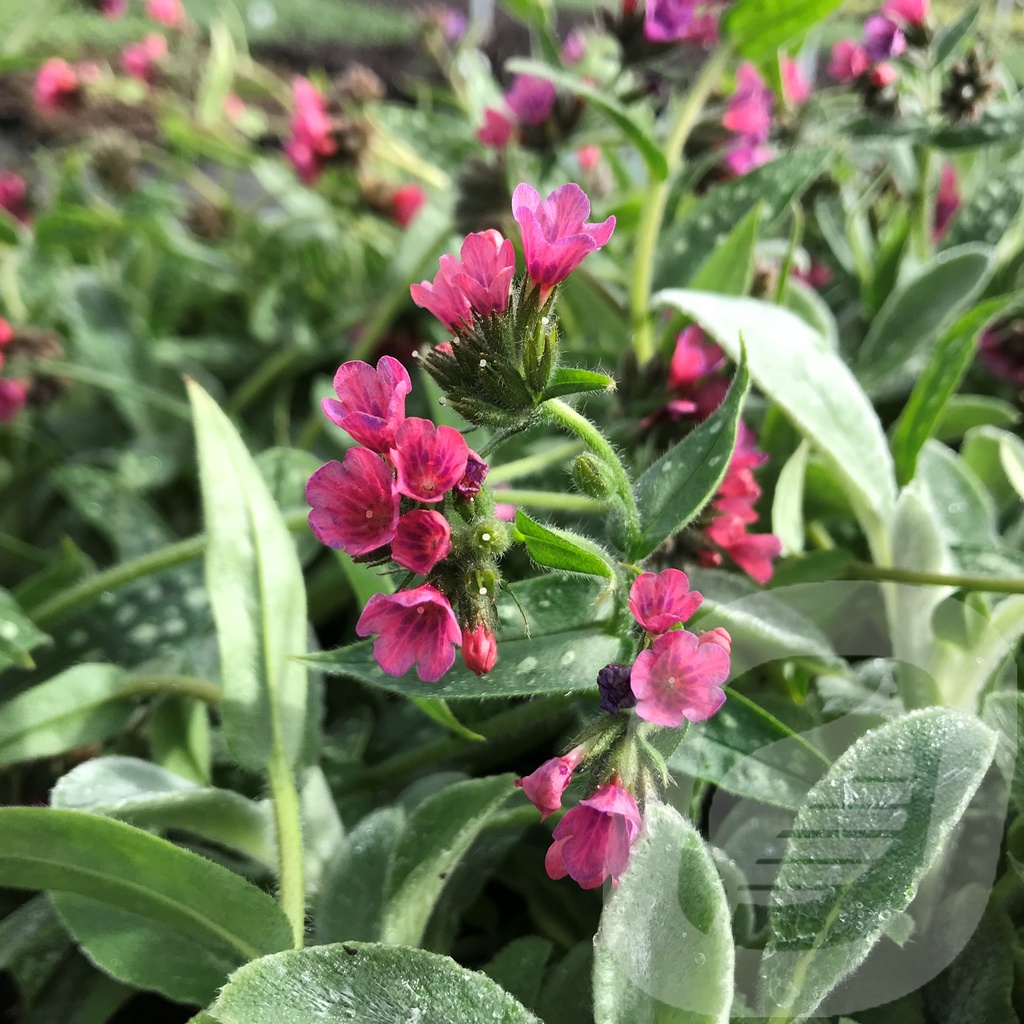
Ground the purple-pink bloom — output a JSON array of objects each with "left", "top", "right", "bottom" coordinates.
[
  {"left": 704, "top": 513, "right": 782, "bottom": 585},
  {"left": 504, "top": 74, "right": 556, "bottom": 126},
  {"left": 630, "top": 630, "right": 730, "bottom": 727},
  {"left": 933, "top": 162, "right": 960, "bottom": 241},
  {"left": 34, "top": 59, "right": 79, "bottom": 113},
  {"left": 102, "top": 0, "right": 128, "bottom": 17},
  {"left": 669, "top": 326, "right": 724, "bottom": 389},
  {"left": 146, "top": 0, "right": 185, "bottom": 28},
  {"left": 828, "top": 39, "right": 869, "bottom": 82},
  {"left": 0, "top": 173, "right": 28, "bottom": 223},
  {"left": 781, "top": 56, "right": 811, "bottom": 106},
  {"left": 597, "top": 663, "right": 636, "bottom": 714},
  {"left": 455, "top": 449, "right": 488, "bottom": 500},
  {"left": 516, "top": 747, "right": 585, "bottom": 820},
  {"left": 0, "top": 378, "right": 28, "bottom": 423},
  {"left": 561, "top": 30, "right": 585, "bottom": 65},
  {"left": 725, "top": 140, "right": 773, "bottom": 176},
  {"left": 863, "top": 15, "right": 906, "bottom": 62},
  {"left": 285, "top": 77, "right": 336, "bottom": 183},
  {"left": 306, "top": 448, "right": 399, "bottom": 555},
  {"left": 391, "top": 508, "right": 451, "bottom": 575},
  {"left": 462, "top": 623, "right": 498, "bottom": 675},
  {"left": 356, "top": 585, "right": 462, "bottom": 682},
  {"left": 322, "top": 355, "right": 411, "bottom": 453},
  {"left": 882, "top": 0, "right": 928, "bottom": 25},
  {"left": 477, "top": 106, "right": 515, "bottom": 148},
  {"left": 512, "top": 182, "right": 615, "bottom": 294},
  {"left": 723, "top": 63, "right": 773, "bottom": 140},
  {"left": 121, "top": 33, "right": 168, "bottom": 84},
  {"left": 391, "top": 417, "right": 470, "bottom": 502},
  {"left": 629, "top": 569, "right": 703, "bottom": 635},
  {"left": 545, "top": 780, "right": 642, "bottom": 889},
  {"left": 643, "top": 0, "right": 700, "bottom": 42}
]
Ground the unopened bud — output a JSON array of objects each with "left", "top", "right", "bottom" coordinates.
[
  {"left": 698, "top": 627, "right": 732, "bottom": 655},
  {"left": 462, "top": 623, "right": 497, "bottom": 675},
  {"left": 572, "top": 453, "right": 614, "bottom": 500}
]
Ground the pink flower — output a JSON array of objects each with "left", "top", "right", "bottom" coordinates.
[
  {"left": 34, "top": 59, "right": 79, "bottom": 113},
  {"left": 828, "top": 40, "right": 869, "bottom": 82},
  {"left": 643, "top": 0, "right": 698, "bottom": 42},
  {"left": 0, "top": 378, "right": 28, "bottom": 423},
  {"left": 869, "top": 62, "right": 898, "bottom": 88},
  {"left": 704, "top": 513, "right": 782, "bottom": 585},
  {"left": 863, "top": 15, "right": 906, "bottom": 62},
  {"left": 306, "top": 448, "right": 399, "bottom": 556},
  {"left": 121, "top": 33, "right": 168, "bottom": 83},
  {"left": 713, "top": 465, "right": 761, "bottom": 522},
  {"left": 669, "top": 326, "right": 724, "bottom": 389},
  {"left": 630, "top": 630, "right": 730, "bottom": 726},
  {"left": 392, "top": 184, "right": 425, "bottom": 228},
  {"left": 516, "top": 747, "right": 585, "bottom": 820},
  {"left": 504, "top": 74, "right": 556, "bottom": 126},
  {"left": 725, "top": 140, "right": 773, "bottom": 176},
  {"left": 390, "top": 417, "right": 470, "bottom": 502},
  {"left": 511, "top": 182, "right": 615, "bottom": 293},
  {"left": 356, "top": 585, "right": 461, "bottom": 681},
  {"left": 322, "top": 356, "right": 411, "bottom": 453},
  {"left": 0, "top": 319, "right": 13, "bottom": 347},
  {"left": 545, "top": 780, "right": 642, "bottom": 889},
  {"left": 102, "top": 0, "right": 128, "bottom": 17},
  {"left": 781, "top": 57, "right": 811, "bottom": 106},
  {"left": 391, "top": 508, "right": 451, "bottom": 575},
  {"left": 793, "top": 261, "right": 832, "bottom": 289},
  {"left": 723, "top": 63, "right": 773, "bottom": 140},
  {"left": 882, "top": 0, "right": 928, "bottom": 25},
  {"left": 146, "top": 0, "right": 185, "bottom": 28},
  {"left": 0, "top": 173, "right": 28, "bottom": 223},
  {"left": 699, "top": 627, "right": 732, "bottom": 654},
  {"left": 477, "top": 107, "right": 515, "bottom": 149},
  {"left": 561, "top": 30, "right": 585, "bottom": 65},
  {"left": 224, "top": 93, "right": 246, "bottom": 122},
  {"left": 411, "top": 230, "right": 516, "bottom": 330},
  {"left": 933, "top": 162, "right": 960, "bottom": 241},
  {"left": 577, "top": 145, "right": 601, "bottom": 173},
  {"left": 629, "top": 569, "right": 703, "bottom": 635},
  {"left": 285, "top": 77, "right": 336, "bottom": 183},
  {"left": 462, "top": 623, "right": 498, "bottom": 675}
]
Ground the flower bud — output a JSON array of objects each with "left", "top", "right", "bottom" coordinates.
[
  {"left": 461, "top": 623, "right": 497, "bottom": 675},
  {"left": 572, "top": 453, "right": 614, "bottom": 500},
  {"left": 698, "top": 627, "right": 732, "bottom": 655},
  {"left": 515, "top": 747, "right": 585, "bottom": 819}
]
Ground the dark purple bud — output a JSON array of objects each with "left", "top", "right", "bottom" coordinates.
[
  {"left": 863, "top": 15, "right": 906, "bottom": 62},
  {"left": 598, "top": 663, "right": 636, "bottom": 715},
  {"left": 455, "top": 449, "right": 489, "bottom": 500}
]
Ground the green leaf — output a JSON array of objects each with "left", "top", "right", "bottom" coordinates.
[
  {"left": 483, "top": 937, "right": 554, "bottom": 1011},
  {"left": 761, "top": 708, "right": 998, "bottom": 1021},
  {"left": 932, "top": 104, "right": 1024, "bottom": 149},
  {"left": 771, "top": 441, "right": 810, "bottom": 556},
  {"left": 0, "top": 587, "right": 48, "bottom": 671},
  {"left": 670, "top": 689, "right": 829, "bottom": 810},
  {"left": 0, "top": 664, "right": 135, "bottom": 769},
  {"left": 931, "top": 395, "right": 1020, "bottom": 441},
  {"left": 961, "top": 426, "right": 1024, "bottom": 508},
  {"left": 515, "top": 510, "right": 615, "bottom": 578},
  {"left": 150, "top": 695, "right": 212, "bottom": 785},
  {"left": 944, "top": 154, "right": 1024, "bottom": 251},
  {"left": 315, "top": 807, "right": 405, "bottom": 945},
  {"left": 982, "top": 692, "right": 1024, "bottom": 816},
  {"left": 188, "top": 379, "right": 308, "bottom": 770},
  {"left": 409, "top": 696, "right": 485, "bottom": 742},
  {"left": 934, "top": 4, "right": 980, "bottom": 65},
  {"left": 724, "top": 0, "right": 843, "bottom": 58},
  {"left": 505, "top": 59, "right": 668, "bottom": 181},
  {"left": 656, "top": 150, "right": 829, "bottom": 291},
  {"left": 857, "top": 244, "right": 994, "bottom": 388},
  {"left": 890, "top": 294, "right": 1024, "bottom": 485},
  {"left": 537, "top": 944, "right": 594, "bottom": 1024},
  {"left": 688, "top": 204, "right": 762, "bottom": 296},
  {"left": 914, "top": 442, "right": 996, "bottom": 550},
  {"left": 654, "top": 289, "right": 896, "bottom": 522},
  {"left": 632, "top": 346, "right": 750, "bottom": 560},
  {"left": 0, "top": 807, "right": 291, "bottom": 965},
  {"left": 541, "top": 367, "right": 615, "bottom": 401},
  {"left": 782, "top": 279, "right": 839, "bottom": 353},
  {"left": 593, "top": 803, "right": 734, "bottom": 1024},
  {"left": 381, "top": 774, "right": 514, "bottom": 946},
  {"left": 305, "top": 575, "right": 620, "bottom": 699},
  {"left": 202, "top": 942, "right": 542, "bottom": 1023}
]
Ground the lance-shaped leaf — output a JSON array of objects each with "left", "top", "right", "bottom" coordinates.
[
  {"left": 761, "top": 708, "right": 997, "bottom": 1021},
  {"left": 515, "top": 510, "right": 615, "bottom": 578},
  {"left": 631, "top": 345, "right": 750, "bottom": 561},
  {"left": 593, "top": 803, "right": 734, "bottom": 1024},
  {"left": 0, "top": 588, "right": 48, "bottom": 671},
  {"left": 724, "top": 0, "right": 845, "bottom": 59},
  {"left": 541, "top": 367, "right": 616, "bottom": 402},
  {"left": 187, "top": 379, "right": 308, "bottom": 769}
]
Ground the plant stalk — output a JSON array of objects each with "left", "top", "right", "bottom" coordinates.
[{"left": 266, "top": 741, "right": 305, "bottom": 948}]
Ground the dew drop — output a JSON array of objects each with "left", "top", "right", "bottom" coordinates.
[
  {"left": 479, "top": 359, "right": 487, "bottom": 368},
  {"left": 481, "top": 533, "right": 491, "bottom": 542},
  {"left": 365, "top": 510, "right": 374, "bottom": 519}
]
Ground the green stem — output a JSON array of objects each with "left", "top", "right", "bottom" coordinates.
[
  {"left": 227, "top": 347, "right": 307, "bottom": 418},
  {"left": 630, "top": 45, "right": 732, "bottom": 364},
  {"left": 911, "top": 145, "right": 934, "bottom": 261},
  {"left": 848, "top": 561, "right": 1024, "bottom": 595},
  {"left": 124, "top": 674, "right": 223, "bottom": 705},
  {"left": 487, "top": 440, "right": 585, "bottom": 484},
  {"left": 541, "top": 398, "right": 641, "bottom": 545},
  {"left": 497, "top": 488, "right": 605, "bottom": 513},
  {"left": 29, "top": 509, "right": 310, "bottom": 627},
  {"left": 266, "top": 741, "right": 305, "bottom": 948}
]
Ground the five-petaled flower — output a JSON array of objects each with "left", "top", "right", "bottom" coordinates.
[
  {"left": 322, "top": 355, "right": 411, "bottom": 453},
  {"left": 390, "top": 418, "right": 470, "bottom": 502},
  {"left": 629, "top": 569, "right": 703, "bottom": 635}
]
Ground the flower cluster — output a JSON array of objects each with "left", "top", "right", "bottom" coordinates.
[
  {"left": 306, "top": 356, "right": 505, "bottom": 680},
  {"left": 477, "top": 73, "right": 562, "bottom": 150},
  {"left": 0, "top": 319, "right": 28, "bottom": 424},
  {"left": 121, "top": 33, "right": 168, "bottom": 84},
  {"left": 285, "top": 78, "right": 337, "bottom": 183},
  {"left": 34, "top": 59, "right": 81, "bottom": 114}
]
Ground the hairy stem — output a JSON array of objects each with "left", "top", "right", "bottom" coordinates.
[
  {"left": 849, "top": 561, "right": 1024, "bottom": 595},
  {"left": 124, "top": 674, "right": 223, "bottom": 705}
]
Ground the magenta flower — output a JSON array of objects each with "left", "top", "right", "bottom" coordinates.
[
  {"left": 0, "top": 378, "right": 28, "bottom": 423},
  {"left": 306, "top": 448, "right": 399, "bottom": 556},
  {"left": 121, "top": 34, "right": 168, "bottom": 83},
  {"left": 462, "top": 623, "right": 498, "bottom": 675},
  {"left": 146, "top": 0, "right": 185, "bottom": 28},
  {"left": 669, "top": 326, "right": 724, "bottom": 389},
  {"left": 699, "top": 627, "right": 732, "bottom": 654},
  {"left": 322, "top": 356, "right": 411, "bottom": 453},
  {"left": 629, "top": 569, "right": 703, "bottom": 635},
  {"left": 356, "top": 585, "right": 461, "bottom": 681},
  {"left": 391, "top": 417, "right": 470, "bottom": 502},
  {"left": 561, "top": 30, "right": 585, "bottom": 65},
  {"left": 704, "top": 513, "right": 782, "bottom": 585},
  {"left": 412, "top": 230, "right": 516, "bottom": 331},
  {"left": 869, "top": 62, "right": 898, "bottom": 88},
  {"left": 577, "top": 145, "right": 601, "bottom": 173},
  {"left": 882, "top": 0, "right": 928, "bottom": 25},
  {"left": 723, "top": 63, "right": 773, "bottom": 140},
  {"left": 392, "top": 184, "right": 425, "bottom": 228},
  {"left": 863, "top": 15, "right": 906, "bottom": 62},
  {"left": 725, "top": 140, "right": 773, "bottom": 176},
  {"left": 643, "top": 0, "right": 702, "bottom": 42},
  {"left": 781, "top": 57, "right": 811, "bottom": 106},
  {"left": 828, "top": 40, "right": 869, "bottom": 82},
  {"left": 713, "top": 465, "right": 761, "bottom": 523},
  {"left": 933, "top": 163, "right": 960, "bottom": 241},
  {"left": 391, "top": 509, "right": 451, "bottom": 575},
  {"left": 516, "top": 747, "right": 585, "bottom": 820},
  {"left": 630, "top": 630, "right": 730, "bottom": 727},
  {"left": 545, "top": 780, "right": 642, "bottom": 889},
  {"left": 512, "top": 183, "right": 615, "bottom": 293},
  {"left": 34, "top": 59, "right": 79, "bottom": 113},
  {"left": 504, "top": 74, "right": 556, "bottom": 126},
  {"left": 102, "top": 0, "right": 128, "bottom": 17},
  {"left": 477, "top": 107, "right": 515, "bottom": 149},
  {"left": 285, "top": 77, "right": 336, "bottom": 183},
  {"left": 0, "top": 173, "right": 28, "bottom": 223}
]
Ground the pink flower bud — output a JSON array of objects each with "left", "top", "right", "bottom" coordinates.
[
  {"left": 146, "top": 0, "right": 185, "bottom": 29},
  {"left": 504, "top": 74, "right": 556, "bottom": 126},
  {"left": 781, "top": 56, "right": 811, "bottom": 106},
  {"left": 628, "top": 569, "right": 703, "bottom": 635},
  {"left": 392, "top": 184, "right": 425, "bottom": 228},
  {"left": 882, "top": 0, "right": 928, "bottom": 26},
  {"left": 828, "top": 40, "right": 869, "bottom": 82},
  {"left": 515, "top": 747, "right": 584, "bottom": 819},
  {"left": 477, "top": 107, "right": 515, "bottom": 149},
  {"left": 0, "top": 378, "right": 28, "bottom": 423},
  {"left": 462, "top": 623, "right": 498, "bottom": 676},
  {"left": 698, "top": 627, "right": 732, "bottom": 655}
]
